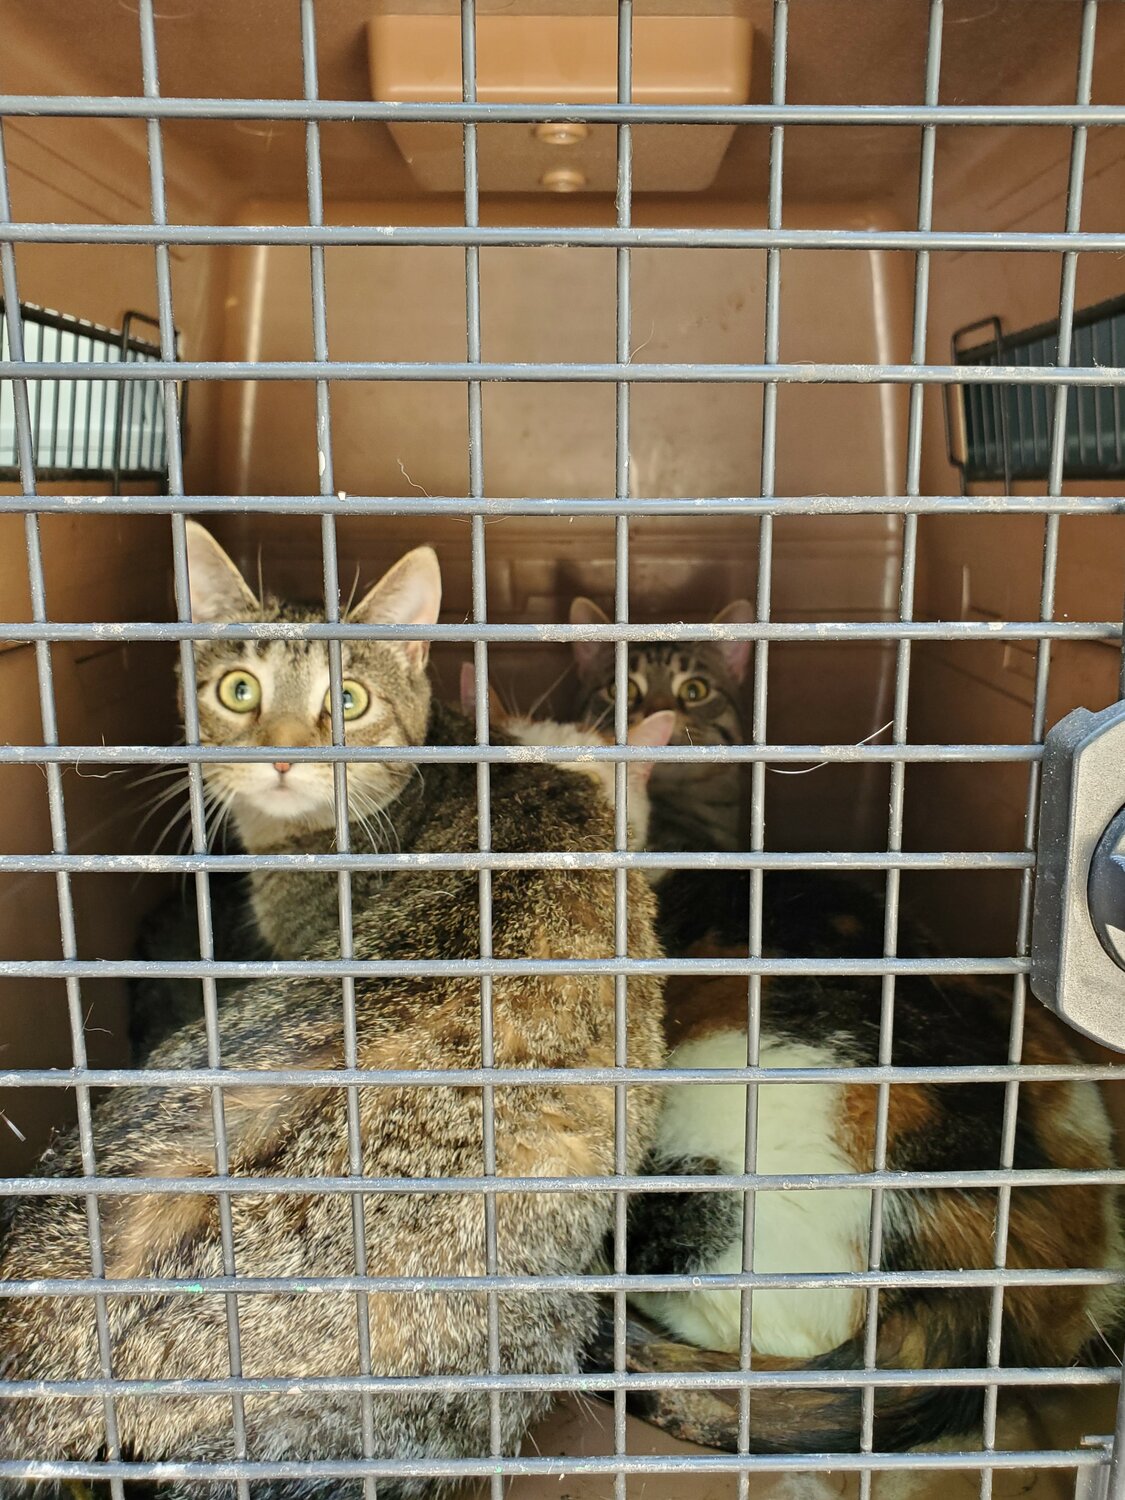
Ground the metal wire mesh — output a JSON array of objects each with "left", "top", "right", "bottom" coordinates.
[{"left": 1, "top": 0, "right": 1124, "bottom": 1495}]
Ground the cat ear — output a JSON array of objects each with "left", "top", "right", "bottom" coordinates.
[
  {"left": 350, "top": 546, "right": 442, "bottom": 670},
  {"left": 459, "top": 661, "right": 507, "bottom": 726},
  {"left": 185, "top": 520, "right": 260, "bottom": 622},
  {"left": 626, "top": 709, "right": 676, "bottom": 784},
  {"left": 459, "top": 662, "right": 504, "bottom": 724},
  {"left": 459, "top": 661, "right": 475, "bottom": 716},
  {"left": 712, "top": 598, "right": 754, "bottom": 683},
  {"left": 570, "top": 595, "right": 612, "bottom": 681}
]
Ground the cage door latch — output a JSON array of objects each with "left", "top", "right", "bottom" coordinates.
[{"left": 1031, "top": 699, "right": 1125, "bottom": 1052}]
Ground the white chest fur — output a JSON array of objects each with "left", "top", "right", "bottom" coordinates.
[{"left": 631, "top": 1030, "right": 873, "bottom": 1357}]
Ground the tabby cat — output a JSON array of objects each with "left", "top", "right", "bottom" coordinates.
[
  {"left": 0, "top": 524, "right": 668, "bottom": 1499},
  {"left": 570, "top": 594, "right": 753, "bottom": 855},
  {"left": 585, "top": 875, "right": 1125, "bottom": 1453}
]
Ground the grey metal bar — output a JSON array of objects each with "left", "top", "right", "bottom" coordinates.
[
  {"left": 3, "top": 1166, "right": 1124, "bottom": 1198},
  {"left": 2, "top": 1264, "right": 1122, "bottom": 1298},
  {"left": 0, "top": 851, "right": 1039, "bottom": 873},
  {"left": 0, "top": 743, "right": 1061, "bottom": 765},
  {"left": 611, "top": 6, "right": 633, "bottom": 1492},
  {"left": 0, "top": 1365, "right": 1119, "bottom": 1400},
  {"left": 738, "top": 2, "right": 787, "bottom": 1481},
  {"left": 0, "top": 121, "right": 126, "bottom": 1497},
  {"left": 6, "top": 1061, "right": 1122, "bottom": 1089},
  {"left": 1106, "top": 1332, "right": 1125, "bottom": 1500},
  {"left": 0, "top": 955, "right": 1033, "bottom": 979},
  {"left": 134, "top": 2, "right": 250, "bottom": 1485},
  {"left": 1, "top": 1269, "right": 1121, "bottom": 1302},
  {"left": 981, "top": 11, "right": 1099, "bottom": 1497},
  {"left": 4, "top": 356, "right": 1124, "bottom": 385},
  {"left": 0, "top": 620, "right": 1115, "bottom": 642},
  {"left": 296, "top": 6, "right": 379, "bottom": 1488},
  {"left": 862, "top": 9, "right": 943, "bottom": 1492},
  {"left": 455, "top": 6, "right": 503, "bottom": 1490},
  {"left": 0, "top": 1449, "right": 1112, "bottom": 1486},
  {"left": 0, "top": 491, "right": 1120, "bottom": 515},
  {"left": 3, "top": 95, "right": 1124, "bottom": 124},
  {"left": 8, "top": 223, "right": 1125, "bottom": 254}
]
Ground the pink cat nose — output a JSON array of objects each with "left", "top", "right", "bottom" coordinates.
[{"left": 273, "top": 761, "right": 292, "bottom": 776}]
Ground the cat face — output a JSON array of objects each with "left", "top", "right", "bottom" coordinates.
[
  {"left": 458, "top": 662, "right": 674, "bottom": 853},
  {"left": 568, "top": 596, "right": 751, "bottom": 752},
  {"left": 182, "top": 521, "right": 441, "bottom": 846}
]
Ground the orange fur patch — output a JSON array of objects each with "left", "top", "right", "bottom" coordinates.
[
  {"left": 663, "top": 972, "right": 751, "bottom": 1049},
  {"left": 104, "top": 1056, "right": 339, "bottom": 1279},
  {"left": 104, "top": 1168, "right": 214, "bottom": 1280}
]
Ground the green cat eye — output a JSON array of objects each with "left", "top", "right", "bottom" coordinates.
[
  {"left": 216, "top": 669, "right": 261, "bottom": 713},
  {"left": 679, "top": 676, "right": 710, "bottom": 704},
  {"left": 608, "top": 679, "right": 642, "bottom": 708},
  {"left": 324, "top": 679, "right": 370, "bottom": 722}
]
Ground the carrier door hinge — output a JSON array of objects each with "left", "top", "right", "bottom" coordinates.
[{"left": 1031, "top": 699, "right": 1125, "bottom": 1052}]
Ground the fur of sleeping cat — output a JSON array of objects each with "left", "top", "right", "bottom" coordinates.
[{"left": 583, "top": 876, "right": 1125, "bottom": 1454}]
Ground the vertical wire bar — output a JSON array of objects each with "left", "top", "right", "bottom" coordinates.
[
  {"left": 1106, "top": 1332, "right": 1125, "bottom": 1500},
  {"left": 459, "top": 5, "right": 502, "bottom": 1490},
  {"left": 979, "top": 8, "right": 1097, "bottom": 1496},
  {"left": 89, "top": 337, "right": 106, "bottom": 471},
  {"left": 46, "top": 323, "right": 60, "bottom": 469},
  {"left": 858, "top": 7, "right": 943, "bottom": 1495},
  {"left": 142, "top": 354, "right": 157, "bottom": 473},
  {"left": 66, "top": 330, "right": 79, "bottom": 471},
  {"left": 297, "top": 6, "right": 379, "bottom": 1492},
  {"left": 736, "top": 3, "right": 786, "bottom": 1487},
  {"left": 0, "top": 312, "right": 9, "bottom": 466},
  {"left": 135, "top": 4, "right": 251, "bottom": 1489},
  {"left": 0, "top": 123, "right": 127, "bottom": 1500},
  {"left": 30, "top": 314, "right": 43, "bottom": 468},
  {"left": 612, "top": 7, "right": 634, "bottom": 1498}
]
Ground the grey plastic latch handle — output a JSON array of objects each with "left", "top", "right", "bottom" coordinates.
[{"left": 1031, "top": 698, "right": 1125, "bottom": 1052}]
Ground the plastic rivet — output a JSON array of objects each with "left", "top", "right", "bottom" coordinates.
[
  {"left": 534, "top": 122, "right": 589, "bottom": 147},
  {"left": 540, "top": 168, "right": 587, "bottom": 193}
]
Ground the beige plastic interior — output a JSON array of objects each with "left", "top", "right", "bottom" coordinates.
[
  {"left": 1, "top": 0, "right": 1125, "bottom": 1486},
  {"left": 369, "top": 15, "right": 753, "bottom": 191}
]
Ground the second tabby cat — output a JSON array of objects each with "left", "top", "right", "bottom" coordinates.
[{"left": 570, "top": 594, "right": 753, "bottom": 855}]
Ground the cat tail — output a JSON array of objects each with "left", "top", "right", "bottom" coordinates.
[{"left": 581, "top": 1303, "right": 985, "bottom": 1454}]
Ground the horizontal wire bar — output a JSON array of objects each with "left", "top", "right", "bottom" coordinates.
[
  {"left": 0, "top": 621, "right": 1114, "bottom": 644},
  {"left": 4, "top": 223, "right": 1125, "bottom": 255},
  {"left": 3, "top": 1166, "right": 1122, "bottom": 1199},
  {"left": 0, "top": 956, "right": 1027, "bottom": 979},
  {"left": 3, "top": 358, "right": 1124, "bottom": 386},
  {"left": 0, "top": 850, "right": 1034, "bottom": 875},
  {"left": 3, "top": 96, "right": 1125, "bottom": 125},
  {"left": 0, "top": 493, "right": 1122, "bottom": 518},
  {"left": 5, "top": 1062, "right": 1121, "bottom": 1089},
  {"left": 0, "top": 1366, "right": 1117, "bottom": 1402},
  {"left": 1, "top": 1267, "right": 1120, "bottom": 1301},
  {"left": 0, "top": 1450, "right": 1107, "bottom": 1483},
  {"left": 0, "top": 743, "right": 1055, "bottom": 768},
  {"left": 0, "top": 746, "right": 1048, "bottom": 769}
]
